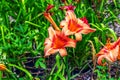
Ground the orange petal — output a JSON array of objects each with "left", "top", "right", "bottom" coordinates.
[
  {"left": 44, "top": 38, "right": 52, "bottom": 46},
  {"left": 48, "top": 27, "right": 56, "bottom": 40},
  {"left": 62, "top": 25, "right": 73, "bottom": 35},
  {"left": 75, "top": 33, "right": 82, "bottom": 41},
  {"left": 44, "top": 45, "right": 51, "bottom": 57},
  {"left": 44, "top": 38, "right": 52, "bottom": 56},
  {"left": 65, "top": 11, "right": 76, "bottom": 21},
  {"left": 110, "top": 45, "right": 119, "bottom": 61},
  {"left": 65, "top": 39, "right": 76, "bottom": 48},
  {"left": 68, "top": 19, "right": 83, "bottom": 32},
  {"left": 97, "top": 55, "right": 106, "bottom": 66},
  {"left": 44, "top": 37, "right": 58, "bottom": 57},
  {"left": 60, "top": 20, "right": 67, "bottom": 28},
  {"left": 105, "top": 54, "right": 114, "bottom": 62},
  {"left": 111, "top": 37, "right": 120, "bottom": 50},
  {"left": 0, "top": 64, "right": 6, "bottom": 71},
  {"left": 80, "top": 28, "right": 96, "bottom": 34},
  {"left": 96, "top": 51, "right": 104, "bottom": 57},
  {"left": 44, "top": 48, "right": 58, "bottom": 57},
  {"left": 117, "top": 46, "right": 120, "bottom": 60},
  {"left": 59, "top": 48, "right": 67, "bottom": 57},
  {"left": 96, "top": 47, "right": 109, "bottom": 57}
]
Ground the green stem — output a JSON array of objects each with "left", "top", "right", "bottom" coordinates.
[
  {"left": 58, "top": 54, "right": 70, "bottom": 80},
  {"left": 5, "top": 68, "right": 17, "bottom": 80},
  {"left": 88, "top": 40, "right": 96, "bottom": 80},
  {"left": 25, "top": 21, "right": 41, "bottom": 28},
  {"left": 31, "top": 12, "right": 43, "bottom": 21},
  {"left": 0, "top": 25, "right": 6, "bottom": 46},
  {"left": 48, "top": 64, "right": 57, "bottom": 80},
  {"left": 0, "top": 71, "right": 2, "bottom": 80},
  {"left": 8, "top": 63, "right": 33, "bottom": 80},
  {"left": 21, "top": 0, "right": 26, "bottom": 16},
  {"left": 66, "top": 56, "right": 70, "bottom": 80},
  {"left": 108, "top": 62, "right": 111, "bottom": 79}
]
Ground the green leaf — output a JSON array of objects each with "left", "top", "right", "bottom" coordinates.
[
  {"left": 39, "top": 62, "right": 46, "bottom": 69},
  {"left": 35, "top": 58, "right": 46, "bottom": 69},
  {"left": 94, "top": 37, "right": 101, "bottom": 52},
  {"left": 107, "top": 28, "right": 117, "bottom": 41}
]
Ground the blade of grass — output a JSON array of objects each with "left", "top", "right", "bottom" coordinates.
[
  {"left": 8, "top": 63, "right": 33, "bottom": 80},
  {"left": 25, "top": 21, "right": 41, "bottom": 28},
  {"left": 99, "top": 0, "right": 104, "bottom": 12},
  {"left": 113, "top": 0, "right": 117, "bottom": 7},
  {"left": 0, "top": 25, "right": 6, "bottom": 45}
]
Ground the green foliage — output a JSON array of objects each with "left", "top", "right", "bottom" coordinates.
[
  {"left": 35, "top": 58, "right": 46, "bottom": 69},
  {"left": 95, "top": 66, "right": 108, "bottom": 80}
]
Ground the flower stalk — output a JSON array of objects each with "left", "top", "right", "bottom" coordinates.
[
  {"left": 89, "top": 40, "right": 96, "bottom": 80},
  {"left": 44, "top": 13, "right": 60, "bottom": 31},
  {"left": 108, "top": 62, "right": 111, "bottom": 79}
]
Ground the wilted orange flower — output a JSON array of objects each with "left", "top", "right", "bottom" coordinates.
[
  {"left": 44, "top": 4, "right": 60, "bottom": 31},
  {"left": 0, "top": 64, "right": 6, "bottom": 71},
  {"left": 45, "top": 4, "right": 54, "bottom": 13},
  {"left": 44, "top": 12, "right": 60, "bottom": 31},
  {"left": 62, "top": 5, "right": 76, "bottom": 11},
  {"left": 44, "top": 27, "right": 76, "bottom": 57},
  {"left": 96, "top": 38, "right": 120, "bottom": 65},
  {"left": 60, "top": 5, "right": 96, "bottom": 41}
]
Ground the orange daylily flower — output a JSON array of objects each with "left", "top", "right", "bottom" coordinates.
[
  {"left": 0, "top": 64, "right": 6, "bottom": 71},
  {"left": 96, "top": 38, "right": 120, "bottom": 65},
  {"left": 44, "top": 27, "right": 76, "bottom": 57},
  {"left": 60, "top": 5, "right": 96, "bottom": 41}
]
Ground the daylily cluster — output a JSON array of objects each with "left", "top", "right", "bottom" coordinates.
[
  {"left": 96, "top": 37, "right": 120, "bottom": 65},
  {"left": 44, "top": 5, "right": 96, "bottom": 57}
]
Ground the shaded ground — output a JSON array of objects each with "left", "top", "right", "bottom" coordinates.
[{"left": 17, "top": 55, "right": 120, "bottom": 80}]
